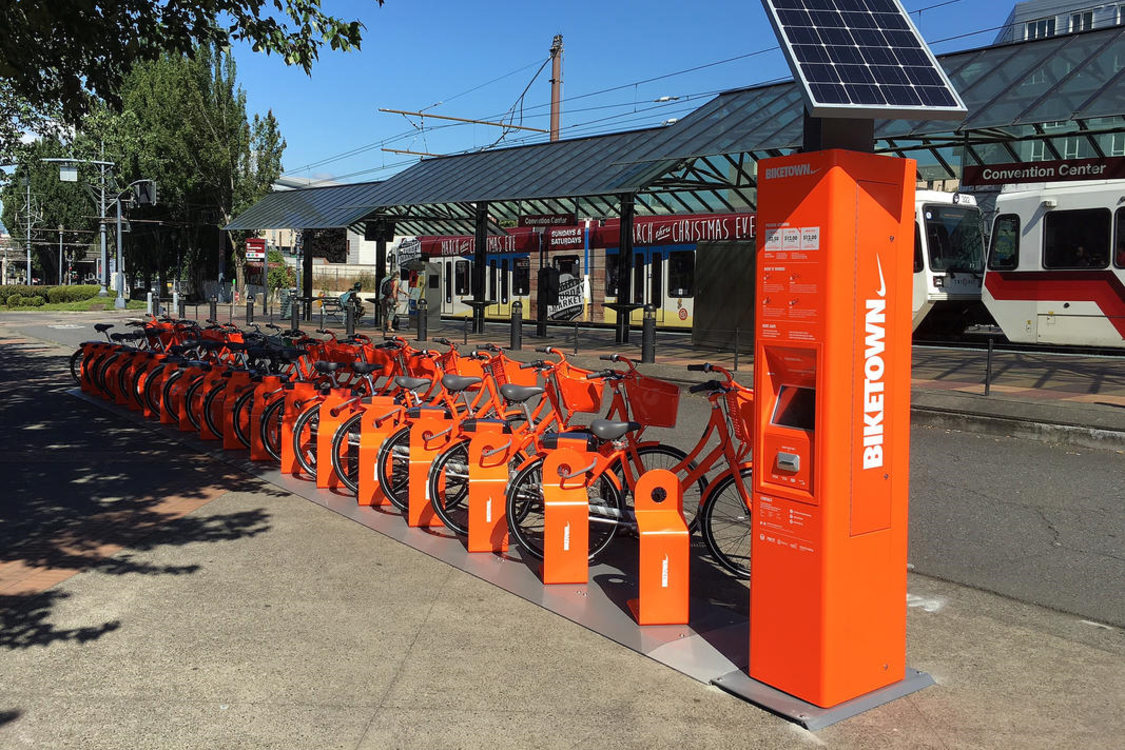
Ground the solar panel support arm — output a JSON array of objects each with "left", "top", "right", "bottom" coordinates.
[{"left": 802, "top": 110, "right": 874, "bottom": 154}]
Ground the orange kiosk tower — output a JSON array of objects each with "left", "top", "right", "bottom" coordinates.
[{"left": 749, "top": 149, "right": 917, "bottom": 709}]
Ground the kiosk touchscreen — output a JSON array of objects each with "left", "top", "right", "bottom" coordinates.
[{"left": 750, "top": 149, "right": 915, "bottom": 708}]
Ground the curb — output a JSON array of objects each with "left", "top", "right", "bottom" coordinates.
[{"left": 911, "top": 406, "right": 1125, "bottom": 452}]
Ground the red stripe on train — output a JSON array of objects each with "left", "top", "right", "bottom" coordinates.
[{"left": 984, "top": 270, "right": 1125, "bottom": 339}]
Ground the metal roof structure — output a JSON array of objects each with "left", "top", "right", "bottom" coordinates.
[{"left": 228, "top": 26, "right": 1125, "bottom": 233}]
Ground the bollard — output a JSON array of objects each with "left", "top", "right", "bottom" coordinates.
[
  {"left": 985, "top": 334, "right": 994, "bottom": 396},
  {"left": 319, "top": 302, "right": 325, "bottom": 331},
  {"left": 290, "top": 295, "right": 300, "bottom": 332},
  {"left": 542, "top": 444, "right": 592, "bottom": 584},
  {"left": 229, "top": 302, "right": 234, "bottom": 324},
  {"left": 172, "top": 289, "right": 180, "bottom": 316},
  {"left": 345, "top": 300, "right": 355, "bottom": 337},
  {"left": 146, "top": 291, "right": 154, "bottom": 316},
  {"left": 574, "top": 321, "right": 579, "bottom": 355},
  {"left": 417, "top": 298, "right": 428, "bottom": 341},
  {"left": 510, "top": 300, "right": 523, "bottom": 350},
  {"left": 177, "top": 297, "right": 186, "bottom": 318},
  {"left": 641, "top": 304, "right": 656, "bottom": 364},
  {"left": 209, "top": 295, "right": 218, "bottom": 322},
  {"left": 630, "top": 469, "right": 690, "bottom": 625},
  {"left": 246, "top": 294, "right": 254, "bottom": 325},
  {"left": 463, "top": 317, "right": 469, "bottom": 346}
]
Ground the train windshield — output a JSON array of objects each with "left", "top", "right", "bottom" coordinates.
[{"left": 923, "top": 204, "right": 985, "bottom": 274}]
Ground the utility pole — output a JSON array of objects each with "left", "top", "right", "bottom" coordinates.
[
  {"left": 24, "top": 170, "right": 32, "bottom": 283},
  {"left": 99, "top": 146, "right": 109, "bottom": 296},
  {"left": 550, "top": 35, "right": 564, "bottom": 142},
  {"left": 58, "top": 226, "right": 64, "bottom": 285}
]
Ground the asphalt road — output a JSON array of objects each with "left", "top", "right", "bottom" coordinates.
[{"left": 7, "top": 309, "right": 1124, "bottom": 627}]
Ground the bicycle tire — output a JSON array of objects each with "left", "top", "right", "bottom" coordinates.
[
  {"left": 617, "top": 445, "right": 707, "bottom": 533},
  {"left": 97, "top": 353, "right": 121, "bottom": 398},
  {"left": 184, "top": 376, "right": 208, "bottom": 432},
  {"left": 143, "top": 364, "right": 166, "bottom": 415},
  {"left": 505, "top": 456, "right": 623, "bottom": 561},
  {"left": 202, "top": 381, "right": 227, "bottom": 438},
  {"left": 330, "top": 411, "right": 364, "bottom": 495},
  {"left": 260, "top": 397, "right": 286, "bottom": 461},
  {"left": 69, "top": 349, "right": 83, "bottom": 385},
  {"left": 231, "top": 388, "right": 256, "bottom": 448},
  {"left": 292, "top": 403, "right": 321, "bottom": 477},
  {"left": 117, "top": 360, "right": 135, "bottom": 405},
  {"left": 130, "top": 365, "right": 148, "bottom": 409},
  {"left": 374, "top": 425, "right": 411, "bottom": 511},
  {"left": 699, "top": 467, "right": 754, "bottom": 579},
  {"left": 428, "top": 439, "right": 471, "bottom": 536},
  {"left": 160, "top": 369, "right": 186, "bottom": 421}
]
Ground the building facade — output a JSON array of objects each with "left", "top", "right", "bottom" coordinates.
[{"left": 994, "top": 0, "right": 1124, "bottom": 44}]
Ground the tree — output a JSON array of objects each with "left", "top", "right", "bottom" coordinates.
[
  {"left": 0, "top": 138, "right": 103, "bottom": 284},
  {"left": 0, "top": 0, "right": 382, "bottom": 159}
]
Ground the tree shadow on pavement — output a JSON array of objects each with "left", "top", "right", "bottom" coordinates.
[{"left": 0, "top": 339, "right": 282, "bottom": 649}]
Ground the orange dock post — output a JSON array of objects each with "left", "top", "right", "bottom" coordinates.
[
  {"left": 315, "top": 388, "right": 351, "bottom": 489},
  {"left": 248, "top": 375, "right": 284, "bottom": 461},
  {"left": 541, "top": 444, "right": 592, "bottom": 584},
  {"left": 357, "top": 397, "right": 402, "bottom": 507},
  {"left": 630, "top": 469, "right": 690, "bottom": 626},
  {"left": 407, "top": 406, "right": 455, "bottom": 527},
  {"left": 221, "top": 370, "right": 255, "bottom": 451},
  {"left": 466, "top": 419, "right": 513, "bottom": 553},
  {"left": 280, "top": 381, "right": 316, "bottom": 476}
]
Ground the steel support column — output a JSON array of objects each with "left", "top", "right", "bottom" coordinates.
[
  {"left": 613, "top": 193, "right": 636, "bottom": 344},
  {"left": 472, "top": 201, "right": 489, "bottom": 334}
]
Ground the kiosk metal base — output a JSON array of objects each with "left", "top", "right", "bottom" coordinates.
[
  {"left": 712, "top": 668, "right": 935, "bottom": 731},
  {"left": 71, "top": 388, "right": 932, "bottom": 730}
]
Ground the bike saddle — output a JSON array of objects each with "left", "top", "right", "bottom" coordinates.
[
  {"left": 500, "top": 384, "right": 543, "bottom": 403},
  {"left": 94, "top": 323, "right": 114, "bottom": 333},
  {"left": 351, "top": 362, "right": 383, "bottom": 375},
  {"left": 394, "top": 376, "right": 431, "bottom": 393},
  {"left": 314, "top": 361, "right": 341, "bottom": 374},
  {"left": 442, "top": 374, "right": 481, "bottom": 393},
  {"left": 588, "top": 419, "right": 642, "bottom": 442}
]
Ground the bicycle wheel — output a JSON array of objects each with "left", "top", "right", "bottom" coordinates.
[
  {"left": 375, "top": 425, "right": 411, "bottom": 511},
  {"left": 69, "top": 349, "right": 83, "bottom": 385},
  {"left": 184, "top": 376, "right": 208, "bottom": 431},
  {"left": 129, "top": 365, "right": 148, "bottom": 409},
  {"left": 260, "top": 396, "right": 285, "bottom": 461},
  {"left": 93, "top": 352, "right": 118, "bottom": 396},
  {"left": 202, "top": 381, "right": 227, "bottom": 438},
  {"left": 505, "top": 456, "right": 623, "bottom": 562},
  {"left": 292, "top": 402, "right": 321, "bottom": 477},
  {"left": 614, "top": 445, "right": 708, "bottom": 532},
  {"left": 231, "top": 388, "right": 256, "bottom": 448},
  {"left": 700, "top": 467, "right": 754, "bottom": 579},
  {"left": 143, "top": 364, "right": 166, "bottom": 415},
  {"left": 330, "top": 411, "right": 364, "bottom": 495},
  {"left": 428, "top": 439, "right": 471, "bottom": 535},
  {"left": 161, "top": 369, "right": 186, "bottom": 421}
]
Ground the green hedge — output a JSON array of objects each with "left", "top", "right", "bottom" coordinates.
[{"left": 2, "top": 284, "right": 101, "bottom": 306}]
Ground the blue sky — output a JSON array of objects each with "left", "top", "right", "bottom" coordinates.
[{"left": 230, "top": 0, "right": 1017, "bottom": 185}]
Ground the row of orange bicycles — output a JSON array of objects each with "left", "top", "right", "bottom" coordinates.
[{"left": 70, "top": 315, "right": 756, "bottom": 577}]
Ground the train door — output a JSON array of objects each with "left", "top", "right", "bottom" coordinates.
[{"left": 630, "top": 248, "right": 667, "bottom": 323}]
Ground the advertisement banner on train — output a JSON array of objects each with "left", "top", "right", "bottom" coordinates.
[{"left": 547, "top": 274, "right": 583, "bottom": 321}]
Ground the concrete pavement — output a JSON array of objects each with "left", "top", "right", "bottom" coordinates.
[{"left": 0, "top": 310, "right": 1122, "bottom": 748}]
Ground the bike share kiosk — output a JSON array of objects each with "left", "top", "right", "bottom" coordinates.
[{"left": 723, "top": 0, "right": 969, "bottom": 724}]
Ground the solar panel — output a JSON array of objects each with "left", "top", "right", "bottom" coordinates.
[{"left": 761, "top": 0, "right": 967, "bottom": 120}]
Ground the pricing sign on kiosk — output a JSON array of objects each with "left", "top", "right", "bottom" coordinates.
[{"left": 750, "top": 149, "right": 915, "bottom": 708}]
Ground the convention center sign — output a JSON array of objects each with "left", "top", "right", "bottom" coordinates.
[{"left": 962, "top": 156, "right": 1125, "bottom": 186}]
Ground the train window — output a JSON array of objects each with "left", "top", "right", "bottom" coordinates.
[
  {"left": 668, "top": 251, "right": 695, "bottom": 297},
  {"left": 1043, "top": 209, "right": 1110, "bottom": 269},
  {"left": 1114, "top": 209, "right": 1125, "bottom": 268},
  {"left": 489, "top": 260, "right": 497, "bottom": 300},
  {"left": 924, "top": 205, "right": 985, "bottom": 273},
  {"left": 455, "top": 261, "right": 470, "bottom": 295},
  {"left": 988, "top": 214, "right": 1020, "bottom": 270},
  {"left": 606, "top": 252, "right": 620, "bottom": 296},
  {"left": 501, "top": 258, "right": 509, "bottom": 304},
  {"left": 445, "top": 263, "right": 452, "bottom": 303},
  {"left": 913, "top": 222, "right": 924, "bottom": 273},
  {"left": 513, "top": 257, "right": 530, "bottom": 295}
]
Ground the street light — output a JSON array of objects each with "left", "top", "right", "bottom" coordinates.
[{"left": 40, "top": 156, "right": 115, "bottom": 297}]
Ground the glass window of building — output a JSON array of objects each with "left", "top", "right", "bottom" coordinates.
[
  {"left": 1025, "top": 17, "right": 1056, "bottom": 39},
  {"left": 1069, "top": 11, "right": 1093, "bottom": 32}
]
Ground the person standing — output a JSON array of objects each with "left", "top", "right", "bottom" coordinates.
[{"left": 382, "top": 270, "right": 403, "bottom": 333}]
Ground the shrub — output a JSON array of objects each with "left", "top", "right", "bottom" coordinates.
[
  {"left": 6, "top": 295, "right": 24, "bottom": 307},
  {"left": 27, "top": 295, "right": 44, "bottom": 307}
]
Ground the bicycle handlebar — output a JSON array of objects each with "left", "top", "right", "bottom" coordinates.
[
  {"left": 687, "top": 363, "right": 710, "bottom": 372},
  {"left": 689, "top": 379, "right": 726, "bottom": 394}
]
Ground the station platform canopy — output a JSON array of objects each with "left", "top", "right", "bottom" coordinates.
[{"left": 227, "top": 26, "right": 1125, "bottom": 235}]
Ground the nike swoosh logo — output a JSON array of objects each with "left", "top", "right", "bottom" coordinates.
[{"left": 875, "top": 255, "right": 886, "bottom": 297}]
